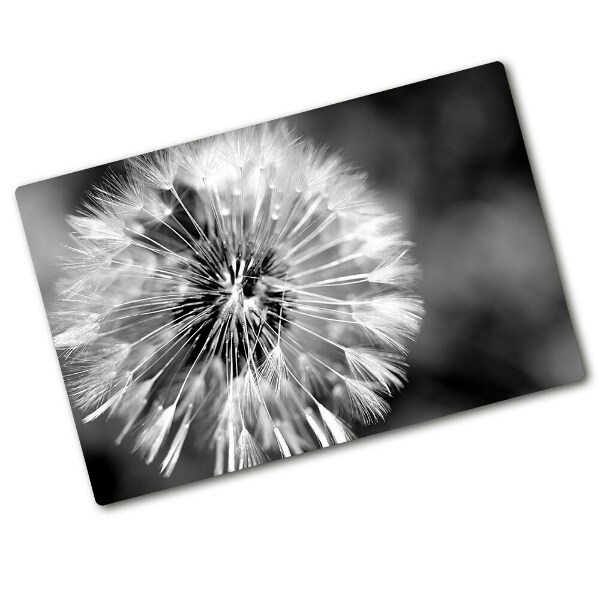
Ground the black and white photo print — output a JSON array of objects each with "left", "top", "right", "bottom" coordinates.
[{"left": 16, "top": 62, "right": 583, "bottom": 504}]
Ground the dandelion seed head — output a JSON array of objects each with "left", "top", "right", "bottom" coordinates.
[{"left": 53, "top": 121, "right": 423, "bottom": 477}]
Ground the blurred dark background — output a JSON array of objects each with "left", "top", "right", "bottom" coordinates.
[{"left": 17, "top": 63, "right": 584, "bottom": 504}]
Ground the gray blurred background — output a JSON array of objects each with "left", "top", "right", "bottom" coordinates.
[{"left": 17, "top": 62, "right": 584, "bottom": 504}]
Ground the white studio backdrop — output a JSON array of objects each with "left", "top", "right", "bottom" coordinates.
[{"left": 0, "top": 2, "right": 597, "bottom": 599}]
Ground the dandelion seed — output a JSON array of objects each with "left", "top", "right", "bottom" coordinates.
[
  {"left": 53, "top": 121, "right": 422, "bottom": 477},
  {"left": 161, "top": 403, "right": 193, "bottom": 477},
  {"left": 259, "top": 344, "right": 286, "bottom": 388},
  {"left": 82, "top": 370, "right": 133, "bottom": 423},
  {"left": 115, "top": 379, "right": 154, "bottom": 445},
  {"left": 237, "top": 428, "right": 267, "bottom": 470},
  {"left": 273, "top": 426, "right": 292, "bottom": 458},
  {"left": 353, "top": 295, "right": 424, "bottom": 351},
  {"left": 133, "top": 402, "right": 176, "bottom": 464},
  {"left": 52, "top": 311, "right": 102, "bottom": 349},
  {"left": 368, "top": 250, "right": 421, "bottom": 286},
  {"left": 305, "top": 410, "right": 330, "bottom": 447},
  {"left": 128, "top": 149, "right": 177, "bottom": 191},
  {"left": 317, "top": 403, "right": 356, "bottom": 445},
  {"left": 345, "top": 347, "right": 407, "bottom": 393},
  {"left": 343, "top": 379, "right": 391, "bottom": 425}
]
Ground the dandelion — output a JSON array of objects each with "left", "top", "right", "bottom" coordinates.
[{"left": 51, "top": 121, "right": 423, "bottom": 478}]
